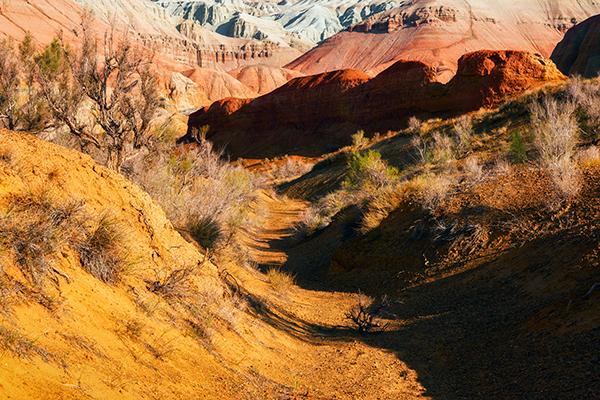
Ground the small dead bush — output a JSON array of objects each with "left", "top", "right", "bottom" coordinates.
[
  {"left": 0, "top": 192, "right": 85, "bottom": 286},
  {"left": 345, "top": 293, "right": 389, "bottom": 334},
  {"left": 270, "top": 158, "right": 313, "bottom": 181},
  {"left": 351, "top": 130, "right": 369, "bottom": 149},
  {"left": 146, "top": 266, "right": 196, "bottom": 302},
  {"left": 78, "top": 214, "right": 127, "bottom": 284},
  {"left": 453, "top": 115, "right": 473, "bottom": 157},
  {"left": 463, "top": 156, "right": 484, "bottom": 183}
]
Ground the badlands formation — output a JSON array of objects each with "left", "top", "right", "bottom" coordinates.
[
  {"left": 552, "top": 14, "right": 600, "bottom": 78},
  {"left": 287, "top": 0, "right": 600, "bottom": 80},
  {"left": 184, "top": 50, "right": 566, "bottom": 158}
]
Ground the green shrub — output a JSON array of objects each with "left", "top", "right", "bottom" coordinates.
[
  {"left": 343, "top": 150, "right": 399, "bottom": 190},
  {"left": 509, "top": 131, "right": 527, "bottom": 163}
]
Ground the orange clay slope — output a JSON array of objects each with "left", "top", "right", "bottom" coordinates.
[{"left": 0, "top": 131, "right": 428, "bottom": 400}]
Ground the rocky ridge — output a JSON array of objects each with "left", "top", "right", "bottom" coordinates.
[{"left": 184, "top": 50, "right": 566, "bottom": 158}]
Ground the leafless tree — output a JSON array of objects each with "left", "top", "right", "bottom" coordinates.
[{"left": 38, "top": 17, "right": 161, "bottom": 171}]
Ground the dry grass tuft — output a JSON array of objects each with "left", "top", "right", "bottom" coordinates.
[
  {"left": 146, "top": 266, "right": 196, "bottom": 302},
  {"left": 266, "top": 268, "right": 295, "bottom": 293},
  {"left": 0, "top": 325, "right": 50, "bottom": 361},
  {"left": 0, "top": 191, "right": 85, "bottom": 286},
  {"left": 78, "top": 214, "right": 128, "bottom": 284}
]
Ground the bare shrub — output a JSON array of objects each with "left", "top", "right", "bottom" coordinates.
[
  {"left": 530, "top": 97, "right": 581, "bottom": 202},
  {"left": 566, "top": 76, "right": 600, "bottom": 139},
  {"left": 38, "top": 19, "right": 160, "bottom": 171},
  {"left": 0, "top": 192, "right": 85, "bottom": 285},
  {"left": 453, "top": 115, "right": 473, "bottom": 157},
  {"left": 463, "top": 156, "right": 484, "bottom": 183},
  {"left": 407, "top": 116, "right": 422, "bottom": 133},
  {"left": 78, "top": 214, "right": 128, "bottom": 284},
  {"left": 266, "top": 268, "right": 295, "bottom": 293},
  {"left": 271, "top": 157, "right": 313, "bottom": 181},
  {"left": 345, "top": 293, "right": 389, "bottom": 334},
  {"left": 146, "top": 266, "right": 196, "bottom": 302},
  {"left": 411, "top": 135, "right": 428, "bottom": 164},
  {"left": 416, "top": 173, "right": 455, "bottom": 213},
  {"left": 493, "top": 158, "right": 512, "bottom": 177},
  {"left": 428, "top": 132, "right": 456, "bottom": 165}
]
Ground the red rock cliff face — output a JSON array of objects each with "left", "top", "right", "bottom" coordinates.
[
  {"left": 551, "top": 15, "right": 600, "bottom": 78},
  {"left": 185, "top": 50, "right": 565, "bottom": 159}
]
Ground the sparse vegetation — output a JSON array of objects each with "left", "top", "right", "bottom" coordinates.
[
  {"left": 0, "top": 191, "right": 85, "bottom": 286},
  {"left": 0, "top": 325, "right": 50, "bottom": 361},
  {"left": 345, "top": 293, "right": 389, "bottom": 334},
  {"left": 78, "top": 214, "right": 128, "bottom": 284},
  {"left": 266, "top": 268, "right": 295, "bottom": 293},
  {"left": 343, "top": 149, "right": 399, "bottom": 191},
  {"left": 130, "top": 131, "right": 261, "bottom": 256},
  {"left": 146, "top": 266, "right": 196, "bottom": 302},
  {"left": 509, "top": 131, "right": 527, "bottom": 163},
  {"left": 530, "top": 96, "right": 581, "bottom": 203}
]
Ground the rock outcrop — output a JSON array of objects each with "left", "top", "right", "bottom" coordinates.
[
  {"left": 551, "top": 15, "right": 600, "bottom": 78},
  {"left": 228, "top": 65, "right": 304, "bottom": 95},
  {"left": 184, "top": 50, "right": 566, "bottom": 158},
  {"left": 286, "top": 0, "right": 600, "bottom": 81}
]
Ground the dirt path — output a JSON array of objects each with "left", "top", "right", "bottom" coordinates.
[{"left": 238, "top": 191, "right": 428, "bottom": 399}]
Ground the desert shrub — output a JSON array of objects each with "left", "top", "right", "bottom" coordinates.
[
  {"left": 453, "top": 115, "right": 473, "bottom": 157},
  {"left": 407, "top": 116, "right": 422, "bottom": 133},
  {"left": 77, "top": 214, "right": 127, "bottom": 284},
  {"left": 343, "top": 150, "right": 399, "bottom": 190},
  {"left": 566, "top": 76, "right": 600, "bottom": 140},
  {"left": 345, "top": 293, "right": 389, "bottom": 334},
  {"left": 130, "top": 131, "right": 260, "bottom": 255},
  {"left": 146, "top": 266, "right": 196, "bottom": 302},
  {"left": 188, "top": 216, "right": 223, "bottom": 251},
  {"left": 493, "top": 158, "right": 512, "bottom": 176},
  {"left": 411, "top": 135, "right": 428, "bottom": 164},
  {"left": 463, "top": 156, "right": 484, "bottom": 183},
  {"left": 509, "top": 131, "right": 527, "bottom": 163},
  {"left": 297, "top": 190, "right": 359, "bottom": 235},
  {"left": 351, "top": 130, "right": 369, "bottom": 149},
  {"left": 266, "top": 268, "right": 295, "bottom": 293},
  {"left": 0, "top": 192, "right": 85, "bottom": 285},
  {"left": 530, "top": 97, "right": 581, "bottom": 202},
  {"left": 415, "top": 173, "right": 456, "bottom": 213},
  {"left": 270, "top": 157, "right": 313, "bottom": 181},
  {"left": 427, "top": 132, "right": 456, "bottom": 165}
]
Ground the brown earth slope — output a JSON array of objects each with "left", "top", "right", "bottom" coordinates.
[
  {"left": 286, "top": 0, "right": 600, "bottom": 81},
  {"left": 275, "top": 100, "right": 600, "bottom": 399},
  {"left": 184, "top": 50, "right": 565, "bottom": 158}
]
